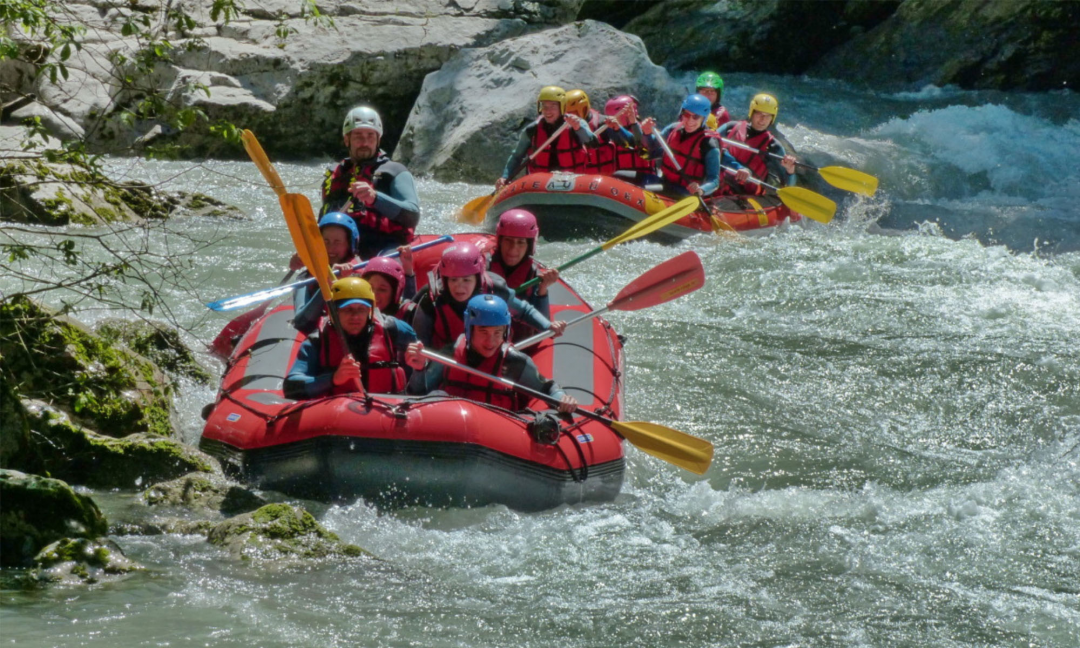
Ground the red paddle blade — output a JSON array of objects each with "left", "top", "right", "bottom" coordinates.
[{"left": 607, "top": 251, "right": 705, "bottom": 312}]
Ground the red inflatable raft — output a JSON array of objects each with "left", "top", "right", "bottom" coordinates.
[
  {"left": 490, "top": 172, "right": 801, "bottom": 241},
  {"left": 200, "top": 234, "right": 626, "bottom": 511}
]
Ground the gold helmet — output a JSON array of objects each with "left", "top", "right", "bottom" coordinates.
[
  {"left": 330, "top": 276, "right": 375, "bottom": 309},
  {"left": 564, "top": 89, "right": 591, "bottom": 118},
  {"left": 536, "top": 85, "right": 566, "bottom": 114},
  {"left": 748, "top": 93, "right": 779, "bottom": 124}
]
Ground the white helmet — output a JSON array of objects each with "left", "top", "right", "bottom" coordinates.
[{"left": 342, "top": 106, "right": 383, "bottom": 137}]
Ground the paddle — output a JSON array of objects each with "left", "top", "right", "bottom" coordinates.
[
  {"left": 417, "top": 348, "right": 714, "bottom": 474},
  {"left": 209, "top": 269, "right": 296, "bottom": 357},
  {"left": 456, "top": 121, "right": 572, "bottom": 225},
  {"left": 515, "top": 196, "right": 700, "bottom": 293},
  {"left": 513, "top": 250, "right": 705, "bottom": 351},
  {"left": 720, "top": 136, "right": 878, "bottom": 196},
  {"left": 283, "top": 192, "right": 364, "bottom": 394},
  {"left": 205, "top": 236, "right": 453, "bottom": 312},
  {"left": 720, "top": 166, "right": 836, "bottom": 223}
]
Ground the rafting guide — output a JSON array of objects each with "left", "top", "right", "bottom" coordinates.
[{"left": 321, "top": 106, "right": 421, "bottom": 260}]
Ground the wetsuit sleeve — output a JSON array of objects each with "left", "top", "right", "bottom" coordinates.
[
  {"left": 501, "top": 129, "right": 532, "bottom": 180},
  {"left": 402, "top": 274, "right": 417, "bottom": 302},
  {"left": 507, "top": 350, "right": 567, "bottom": 402},
  {"left": 716, "top": 122, "right": 734, "bottom": 138},
  {"left": 497, "top": 284, "right": 552, "bottom": 332},
  {"left": 372, "top": 170, "right": 420, "bottom": 230},
  {"left": 700, "top": 145, "right": 721, "bottom": 197},
  {"left": 410, "top": 299, "right": 435, "bottom": 347},
  {"left": 292, "top": 277, "right": 324, "bottom": 335},
  {"left": 767, "top": 139, "right": 797, "bottom": 186},
  {"left": 407, "top": 357, "right": 446, "bottom": 395},
  {"left": 572, "top": 121, "right": 596, "bottom": 146},
  {"left": 283, "top": 338, "right": 333, "bottom": 399},
  {"left": 528, "top": 290, "right": 551, "bottom": 321}
]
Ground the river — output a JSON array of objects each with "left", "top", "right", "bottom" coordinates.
[{"left": 3, "top": 75, "right": 1079, "bottom": 646}]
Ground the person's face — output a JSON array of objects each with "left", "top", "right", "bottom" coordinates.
[
  {"left": 470, "top": 325, "right": 506, "bottom": 358},
  {"left": 322, "top": 225, "right": 351, "bottom": 263},
  {"left": 697, "top": 87, "right": 718, "bottom": 104},
  {"left": 365, "top": 273, "right": 395, "bottom": 310},
  {"left": 680, "top": 110, "right": 704, "bottom": 133},
  {"left": 498, "top": 236, "right": 530, "bottom": 267},
  {"left": 344, "top": 128, "right": 379, "bottom": 161},
  {"left": 750, "top": 110, "right": 774, "bottom": 130},
  {"left": 337, "top": 303, "right": 370, "bottom": 336},
  {"left": 540, "top": 101, "right": 562, "bottom": 123},
  {"left": 447, "top": 275, "right": 478, "bottom": 303}
]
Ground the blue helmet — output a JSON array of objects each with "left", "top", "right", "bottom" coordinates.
[
  {"left": 681, "top": 93, "right": 712, "bottom": 118},
  {"left": 318, "top": 212, "right": 360, "bottom": 257},
  {"left": 464, "top": 294, "right": 511, "bottom": 344}
]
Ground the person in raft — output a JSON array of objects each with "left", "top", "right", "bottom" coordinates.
[
  {"left": 410, "top": 242, "right": 566, "bottom": 351},
  {"left": 284, "top": 277, "right": 418, "bottom": 398},
  {"left": 405, "top": 294, "right": 577, "bottom": 413},
  {"left": 592, "top": 94, "right": 660, "bottom": 185},
  {"left": 292, "top": 212, "right": 363, "bottom": 335},
  {"left": 494, "top": 86, "right": 596, "bottom": 191},
  {"left": 320, "top": 105, "right": 420, "bottom": 260},
  {"left": 716, "top": 93, "right": 797, "bottom": 195},
  {"left": 647, "top": 93, "right": 750, "bottom": 198},
  {"left": 487, "top": 209, "right": 559, "bottom": 340},
  {"left": 694, "top": 71, "right": 730, "bottom": 131},
  {"left": 565, "top": 89, "right": 602, "bottom": 131},
  {"left": 360, "top": 249, "right": 416, "bottom": 320}
]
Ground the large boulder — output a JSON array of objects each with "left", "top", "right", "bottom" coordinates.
[
  {"left": 0, "top": 296, "right": 173, "bottom": 438},
  {"left": 96, "top": 319, "right": 213, "bottom": 385},
  {"left": 810, "top": 0, "right": 1080, "bottom": 91},
  {"left": 20, "top": 400, "right": 219, "bottom": 490},
  {"left": 3, "top": 0, "right": 585, "bottom": 159},
  {"left": 618, "top": 0, "right": 899, "bottom": 76},
  {"left": 395, "top": 20, "right": 682, "bottom": 182},
  {"left": 31, "top": 537, "right": 144, "bottom": 584},
  {"left": 0, "top": 469, "right": 108, "bottom": 567},
  {"left": 206, "top": 503, "right": 370, "bottom": 561}
]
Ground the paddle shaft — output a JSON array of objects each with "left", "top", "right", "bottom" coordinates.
[
  {"left": 720, "top": 136, "right": 805, "bottom": 166},
  {"left": 653, "top": 128, "right": 682, "bottom": 171},
  {"left": 207, "top": 235, "right": 452, "bottom": 312},
  {"left": 515, "top": 246, "right": 603, "bottom": 293},
  {"left": 419, "top": 348, "right": 611, "bottom": 428},
  {"left": 513, "top": 306, "right": 608, "bottom": 350}
]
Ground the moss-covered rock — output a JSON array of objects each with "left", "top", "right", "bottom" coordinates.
[
  {"left": 143, "top": 472, "right": 265, "bottom": 515},
  {"left": 0, "top": 370, "right": 41, "bottom": 473},
  {"left": 96, "top": 319, "right": 213, "bottom": 385},
  {"left": 31, "top": 537, "right": 144, "bottom": 584},
  {"left": 206, "top": 503, "right": 370, "bottom": 561},
  {"left": 0, "top": 157, "right": 171, "bottom": 226},
  {"left": 0, "top": 469, "right": 108, "bottom": 567},
  {"left": 21, "top": 400, "right": 219, "bottom": 490},
  {"left": 0, "top": 296, "right": 173, "bottom": 438}
]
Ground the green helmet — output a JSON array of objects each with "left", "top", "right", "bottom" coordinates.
[{"left": 695, "top": 71, "right": 724, "bottom": 94}]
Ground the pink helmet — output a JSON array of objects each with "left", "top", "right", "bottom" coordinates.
[
  {"left": 361, "top": 256, "right": 406, "bottom": 303},
  {"left": 604, "top": 95, "right": 639, "bottom": 127},
  {"left": 438, "top": 242, "right": 487, "bottom": 278},
  {"left": 496, "top": 209, "right": 539, "bottom": 240}
]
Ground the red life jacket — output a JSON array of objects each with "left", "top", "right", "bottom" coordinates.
[
  {"left": 318, "top": 316, "right": 406, "bottom": 394},
  {"left": 726, "top": 121, "right": 774, "bottom": 182},
  {"left": 614, "top": 141, "right": 657, "bottom": 173},
  {"left": 712, "top": 105, "right": 731, "bottom": 128},
  {"left": 321, "top": 156, "right": 416, "bottom": 242},
  {"left": 527, "top": 118, "right": 578, "bottom": 173},
  {"left": 444, "top": 336, "right": 518, "bottom": 410},
  {"left": 488, "top": 255, "right": 543, "bottom": 343},
  {"left": 590, "top": 140, "right": 617, "bottom": 175},
  {"left": 660, "top": 127, "right": 718, "bottom": 190}
]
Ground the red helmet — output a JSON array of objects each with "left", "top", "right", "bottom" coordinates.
[
  {"left": 438, "top": 242, "right": 487, "bottom": 278},
  {"left": 496, "top": 209, "right": 539, "bottom": 240},
  {"left": 361, "top": 256, "right": 406, "bottom": 303},
  {"left": 604, "top": 95, "right": 639, "bottom": 127}
]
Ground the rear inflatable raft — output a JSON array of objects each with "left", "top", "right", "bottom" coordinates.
[
  {"left": 200, "top": 234, "right": 626, "bottom": 511},
  {"left": 490, "top": 172, "right": 801, "bottom": 242}
]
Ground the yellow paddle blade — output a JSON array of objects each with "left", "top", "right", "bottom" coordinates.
[
  {"left": 818, "top": 166, "right": 879, "bottom": 196},
  {"left": 283, "top": 193, "right": 334, "bottom": 301},
  {"left": 241, "top": 130, "right": 286, "bottom": 197},
  {"left": 456, "top": 193, "right": 496, "bottom": 225},
  {"left": 776, "top": 186, "right": 837, "bottom": 224},
  {"left": 612, "top": 420, "right": 714, "bottom": 475},
  {"left": 604, "top": 196, "right": 700, "bottom": 249}
]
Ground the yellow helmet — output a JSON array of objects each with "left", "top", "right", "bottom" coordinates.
[
  {"left": 536, "top": 85, "right": 566, "bottom": 114},
  {"left": 564, "top": 89, "right": 590, "bottom": 118},
  {"left": 748, "top": 93, "right": 779, "bottom": 124},
  {"left": 330, "top": 276, "right": 375, "bottom": 309}
]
